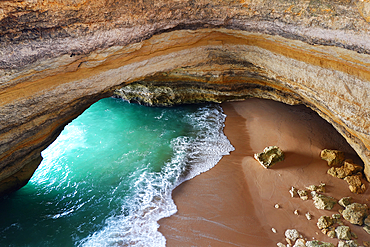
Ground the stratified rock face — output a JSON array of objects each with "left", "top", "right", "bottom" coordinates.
[{"left": 1, "top": 0, "right": 370, "bottom": 194}]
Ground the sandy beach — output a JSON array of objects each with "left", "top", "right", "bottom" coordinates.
[{"left": 158, "top": 99, "right": 370, "bottom": 246}]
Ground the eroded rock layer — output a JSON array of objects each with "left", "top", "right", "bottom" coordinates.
[{"left": 1, "top": 0, "right": 370, "bottom": 194}]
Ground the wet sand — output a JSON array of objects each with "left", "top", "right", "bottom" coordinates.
[{"left": 158, "top": 99, "right": 370, "bottom": 246}]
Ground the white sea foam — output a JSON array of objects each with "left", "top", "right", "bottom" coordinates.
[{"left": 78, "top": 104, "right": 234, "bottom": 247}]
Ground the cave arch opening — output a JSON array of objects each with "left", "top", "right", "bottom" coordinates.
[{"left": 1, "top": 29, "right": 369, "bottom": 200}]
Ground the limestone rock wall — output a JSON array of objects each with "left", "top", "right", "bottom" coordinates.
[{"left": 1, "top": 0, "right": 370, "bottom": 194}]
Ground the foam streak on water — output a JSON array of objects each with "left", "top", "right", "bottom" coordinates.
[
  {"left": 79, "top": 103, "right": 234, "bottom": 247},
  {"left": 0, "top": 98, "right": 234, "bottom": 247}
]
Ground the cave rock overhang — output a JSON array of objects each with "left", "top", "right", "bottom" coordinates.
[{"left": 0, "top": 28, "right": 370, "bottom": 195}]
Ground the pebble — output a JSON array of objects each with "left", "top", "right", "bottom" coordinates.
[{"left": 305, "top": 212, "right": 312, "bottom": 220}]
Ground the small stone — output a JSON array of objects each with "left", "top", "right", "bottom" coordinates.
[
  {"left": 335, "top": 226, "right": 352, "bottom": 240},
  {"left": 364, "top": 241, "right": 370, "bottom": 247},
  {"left": 306, "top": 185, "right": 318, "bottom": 191},
  {"left": 344, "top": 174, "right": 366, "bottom": 194},
  {"left": 327, "top": 230, "right": 336, "bottom": 238},
  {"left": 311, "top": 191, "right": 318, "bottom": 198},
  {"left": 317, "top": 216, "right": 333, "bottom": 230},
  {"left": 289, "top": 187, "right": 298, "bottom": 197},
  {"left": 275, "top": 204, "right": 280, "bottom": 209},
  {"left": 332, "top": 213, "right": 341, "bottom": 224},
  {"left": 338, "top": 240, "right": 359, "bottom": 247},
  {"left": 254, "top": 146, "right": 285, "bottom": 168},
  {"left": 332, "top": 213, "right": 341, "bottom": 220},
  {"left": 363, "top": 225, "right": 370, "bottom": 235},
  {"left": 293, "top": 239, "right": 306, "bottom": 247},
  {"left": 317, "top": 183, "right": 326, "bottom": 193},
  {"left": 312, "top": 194, "right": 337, "bottom": 210},
  {"left": 277, "top": 243, "right": 287, "bottom": 247},
  {"left": 342, "top": 202, "right": 369, "bottom": 225},
  {"left": 294, "top": 210, "right": 299, "bottom": 215},
  {"left": 272, "top": 227, "right": 277, "bottom": 233},
  {"left": 285, "top": 229, "right": 300, "bottom": 242},
  {"left": 297, "top": 190, "right": 309, "bottom": 200},
  {"left": 305, "top": 212, "right": 312, "bottom": 220},
  {"left": 339, "top": 197, "right": 353, "bottom": 207},
  {"left": 321, "top": 149, "right": 345, "bottom": 167},
  {"left": 321, "top": 228, "right": 328, "bottom": 234},
  {"left": 351, "top": 231, "right": 357, "bottom": 239},
  {"left": 306, "top": 240, "right": 335, "bottom": 247}
]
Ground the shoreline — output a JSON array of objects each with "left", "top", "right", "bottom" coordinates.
[{"left": 158, "top": 99, "right": 369, "bottom": 246}]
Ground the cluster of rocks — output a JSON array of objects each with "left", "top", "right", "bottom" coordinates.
[
  {"left": 338, "top": 198, "right": 370, "bottom": 235},
  {"left": 254, "top": 146, "right": 285, "bottom": 169},
  {"left": 316, "top": 214, "right": 356, "bottom": 240},
  {"left": 276, "top": 229, "right": 308, "bottom": 247},
  {"left": 275, "top": 229, "right": 365, "bottom": 247},
  {"left": 314, "top": 196, "right": 370, "bottom": 245},
  {"left": 290, "top": 183, "right": 337, "bottom": 211},
  {"left": 321, "top": 149, "right": 366, "bottom": 194}
]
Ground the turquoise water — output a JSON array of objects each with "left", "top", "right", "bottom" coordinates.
[{"left": 0, "top": 98, "right": 233, "bottom": 247}]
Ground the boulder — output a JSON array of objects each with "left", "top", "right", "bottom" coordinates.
[
  {"left": 344, "top": 174, "right": 366, "bottom": 194},
  {"left": 335, "top": 226, "right": 352, "bottom": 240},
  {"left": 341, "top": 203, "right": 369, "bottom": 225},
  {"left": 317, "top": 216, "right": 334, "bottom": 230},
  {"left": 320, "top": 149, "right": 345, "bottom": 167},
  {"left": 312, "top": 194, "right": 337, "bottom": 210},
  {"left": 254, "top": 146, "right": 285, "bottom": 169}
]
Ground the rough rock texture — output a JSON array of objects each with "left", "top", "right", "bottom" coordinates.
[
  {"left": 321, "top": 149, "right": 346, "bottom": 167},
  {"left": 327, "top": 160, "right": 364, "bottom": 179},
  {"left": 335, "top": 226, "right": 353, "bottom": 240},
  {"left": 339, "top": 197, "right": 354, "bottom": 208},
  {"left": 341, "top": 203, "right": 369, "bottom": 225},
  {"left": 285, "top": 229, "right": 300, "bottom": 242},
  {"left": 317, "top": 216, "right": 334, "bottom": 230},
  {"left": 254, "top": 146, "right": 285, "bottom": 168},
  {"left": 344, "top": 174, "right": 367, "bottom": 194},
  {"left": 306, "top": 240, "right": 335, "bottom": 247},
  {"left": 1, "top": 0, "right": 370, "bottom": 194},
  {"left": 338, "top": 240, "right": 359, "bottom": 247},
  {"left": 313, "top": 194, "right": 337, "bottom": 210}
]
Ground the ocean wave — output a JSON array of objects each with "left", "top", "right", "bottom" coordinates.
[{"left": 78, "top": 104, "right": 234, "bottom": 247}]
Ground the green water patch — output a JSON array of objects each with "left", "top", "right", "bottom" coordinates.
[{"left": 0, "top": 98, "right": 233, "bottom": 247}]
